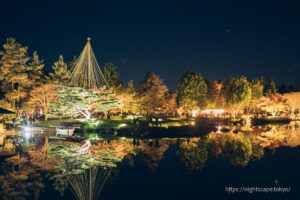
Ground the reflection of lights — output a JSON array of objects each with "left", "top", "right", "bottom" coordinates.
[
  {"left": 158, "top": 118, "right": 163, "bottom": 122},
  {"left": 24, "top": 127, "right": 31, "bottom": 132},
  {"left": 23, "top": 126, "right": 32, "bottom": 139},
  {"left": 25, "top": 132, "right": 31, "bottom": 139},
  {"left": 201, "top": 109, "right": 225, "bottom": 116},
  {"left": 118, "top": 123, "right": 127, "bottom": 128},
  {"left": 191, "top": 110, "right": 199, "bottom": 117},
  {"left": 217, "top": 125, "right": 222, "bottom": 132},
  {"left": 190, "top": 121, "right": 196, "bottom": 126}
]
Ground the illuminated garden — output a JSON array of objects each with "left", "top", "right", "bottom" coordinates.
[
  {"left": 1, "top": 2, "right": 300, "bottom": 200},
  {"left": 0, "top": 36, "right": 299, "bottom": 200}
]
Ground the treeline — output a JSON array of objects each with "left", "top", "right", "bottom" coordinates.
[{"left": 0, "top": 37, "right": 299, "bottom": 117}]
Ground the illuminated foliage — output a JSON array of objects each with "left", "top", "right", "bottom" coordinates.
[
  {"left": 177, "top": 98, "right": 199, "bottom": 116},
  {"left": 139, "top": 72, "right": 168, "bottom": 115},
  {"left": 49, "top": 55, "right": 70, "bottom": 84},
  {"left": 49, "top": 85, "right": 120, "bottom": 119},
  {"left": 116, "top": 81, "right": 142, "bottom": 114},
  {"left": 206, "top": 81, "right": 225, "bottom": 108},
  {"left": 282, "top": 92, "right": 300, "bottom": 114},
  {"left": 223, "top": 76, "right": 251, "bottom": 114},
  {"left": 224, "top": 76, "right": 251, "bottom": 106},
  {"left": 176, "top": 71, "right": 208, "bottom": 109},
  {"left": 0, "top": 38, "right": 31, "bottom": 108},
  {"left": 28, "top": 51, "right": 46, "bottom": 86},
  {"left": 28, "top": 83, "right": 59, "bottom": 119},
  {"left": 255, "top": 95, "right": 289, "bottom": 117},
  {"left": 164, "top": 92, "right": 178, "bottom": 115},
  {"left": 250, "top": 78, "right": 264, "bottom": 99}
]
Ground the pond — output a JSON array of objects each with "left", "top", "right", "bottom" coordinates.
[{"left": 1, "top": 123, "right": 300, "bottom": 200}]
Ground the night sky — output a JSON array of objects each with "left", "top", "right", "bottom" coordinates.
[{"left": 1, "top": 0, "right": 300, "bottom": 89}]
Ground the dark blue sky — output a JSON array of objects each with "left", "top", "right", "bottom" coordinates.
[{"left": 1, "top": 0, "right": 300, "bottom": 89}]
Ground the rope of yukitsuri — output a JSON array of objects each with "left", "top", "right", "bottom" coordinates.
[
  {"left": 68, "top": 38, "right": 109, "bottom": 90},
  {"left": 68, "top": 167, "right": 112, "bottom": 200}
]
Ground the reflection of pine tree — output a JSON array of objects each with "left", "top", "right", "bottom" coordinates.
[{"left": 54, "top": 167, "right": 112, "bottom": 200}]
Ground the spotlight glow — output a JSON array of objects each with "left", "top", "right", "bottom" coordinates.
[
  {"left": 25, "top": 132, "right": 31, "bottom": 139},
  {"left": 118, "top": 123, "right": 127, "bottom": 128}
]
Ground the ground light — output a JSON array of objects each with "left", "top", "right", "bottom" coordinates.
[
  {"left": 24, "top": 127, "right": 31, "bottom": 138},
  {"left": 126, "top": 115, "right": 135, "bottom": 120},
  {"left": 118, "top": 123, "right": 127, "bottom": 128},
  {"left": 217, "top": 125, "right": 222, "bottom": 133},
  {"left": 23, "top": 126, "right": 32, "bottom": 145}
]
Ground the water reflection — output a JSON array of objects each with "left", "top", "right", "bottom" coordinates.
[
  {"left": 0, "top": 123, "right": 300, "bottom": 199},
  {"left": 0, "top": 157, "right": 44, "bottom": 200},
  {"left": 177, "top": 138, "right": 207, "bottom": 171},
  {"left": 54, "top": 167, "right": 112, "bottom": 200},
  {"left": 137, "top": 139, "right": 171, "bottom": 172}
]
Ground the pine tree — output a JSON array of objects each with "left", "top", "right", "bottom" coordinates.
[
  {"left": 0, "top": 37, "right": 31, "bottom": 109},
  {"left": 103, "top": 63, "right": 121, "bottom": 89},
  {"left": 49, "top": 55, "right": 70, "bottom": 84},
  {"left": 264, "top": 79, "right": 277, "bottom": 96},
  {"left": 28, "top": 51, "right": 46, "bottom": 86},
  {"left": 49, "top": 85, "right": 121, "bottom": 119}
]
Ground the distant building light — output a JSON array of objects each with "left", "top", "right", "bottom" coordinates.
[
  {"left": 191, "top": 110, "right": 199, "bottom": 117},
  {"left": 201, "top": 109, "right": 225, "bottom": 116}
]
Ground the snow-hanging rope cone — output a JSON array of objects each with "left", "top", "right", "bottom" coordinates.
[{"left": 68, "top": 38, "right": 109, "bottom": 90}]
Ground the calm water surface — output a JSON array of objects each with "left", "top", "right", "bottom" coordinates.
[{"left": 1, "top": 124, "right": 300, "bottom": 200}]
